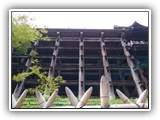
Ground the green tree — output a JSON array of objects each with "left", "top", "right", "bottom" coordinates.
[
  {"left": 12, "top": 15, "right": 48, "bottom": 54},
  {"left": 12, "top": 59, "right": 66, "bottom": 96},
  {"left": 11, "top": 15, "right": 65, "bottom": 97},
  {"left": 12, "top": 15, "right": 48, "bottom": 97}
]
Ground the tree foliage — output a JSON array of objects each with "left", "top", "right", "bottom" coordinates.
[
  {"left": 29, "top": 50, "right": 38, "bottom": 57},
  {"left": 12, "top": 59, "right": 66, "bottom": 95},
  {"left": 12, "top": 15, "right": 48, "bottom": 54},
  {"left": 12, "top": 15, "right": 65, "bottom": 96}
]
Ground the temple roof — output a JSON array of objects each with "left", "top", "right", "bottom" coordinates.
[
  {"left": 129, "top": 21, "right": 148, "bottom": 29},
  {"left": 126, "top": 21, "right": 148, "bottom": 41}
]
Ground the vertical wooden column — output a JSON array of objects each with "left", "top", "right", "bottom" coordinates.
[
  {"left": 78, "top": 32, "right": 85, "bottom": 98},
  {"left": 139, "top": 69, "right": 148, "bottom": 89},
  {"left": 44, "top": 32, "right": 60, "bottom": 96},
  {"left": 134, "top": 58, "right": 148, "bottom": 89},
  {"left": 121, "top": 37, "right": 143, "bottom": 96},
  {"left": 100, "top": 32, "right": 115, "bottom": 98},
  {"left": 48, "top": 32, "right": 60, "bottom": 78}
]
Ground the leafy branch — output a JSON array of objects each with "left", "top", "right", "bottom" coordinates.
[
  {"left": 12, "top": 59, "right": 66, "bottom": 95},
  {"left": 12, "top": 15, "right": 49, "bottom": 54}
]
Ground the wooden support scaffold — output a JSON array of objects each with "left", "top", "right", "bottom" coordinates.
[{"left": 12, "top": 25, "right": 149, "bottom": 99}]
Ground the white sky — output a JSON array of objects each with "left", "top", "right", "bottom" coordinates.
[{"left": 12, "top": 11, "right": 148, "bottom": 29}]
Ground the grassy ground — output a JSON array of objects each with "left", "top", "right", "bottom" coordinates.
[{"left": 21, "top": 95, "right": 137, "bottom": 108}]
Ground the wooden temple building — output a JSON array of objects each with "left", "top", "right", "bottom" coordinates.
[{"left": 12, "top": 22, "right": 149, "bottom": 98}]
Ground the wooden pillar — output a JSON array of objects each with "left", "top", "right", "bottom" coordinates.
[
  {"left": 134, "top": 58, "right": 148, "bottom": 89},
  {"left": 139, "top": 69, "right": 148, "bottom": 89},
  {"left": 100, "top": 32, "right": 115, "bottom": 98},
  {"left": 78, "top": 32, "right": 85, "bottom": 98},
  {"left": 48, "top": 32, "right": 60, "bottom": 78},
  {"left": 44, "top": 32, "right": 60, "bottom": 96},
  {"left": 121, "top": 38, "right": 143, "bottom": 96}
]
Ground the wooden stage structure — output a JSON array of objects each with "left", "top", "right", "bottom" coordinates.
[{"left": 12, "top": 22, "right": 149, "bottom": 98}]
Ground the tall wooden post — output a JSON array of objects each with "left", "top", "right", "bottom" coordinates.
[
  {"left": 48, "top": 32, "right": 60, "bottom": 77},
  {"left": 44, "top": 32, "right": 60, "bottom": 96},
  {"left": 78, "top": 32, "right": 85, "bottom": 98},
  {"left": 134, "top": 58, "right": 148, "bottom": 89},
  {"left": 100, "top": 32, "right": 115, "bottom": 98},
  {"left": 121, "top": 37, "right": 143, "bottom": 96},
  {"left": 139, "top": 69, "right": 148, "bottom": 89}
]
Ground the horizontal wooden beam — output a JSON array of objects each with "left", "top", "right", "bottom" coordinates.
[
  {"left": 12, "top": 65, "right": 131, "bottom": 71},
  {"left": 24, "top": 79, "right": 135, "bottom": 86},
  {"left": 57, "top": 56, "right": 127, "bottom": 59},
  {"left": 36, "top": 47, "right": 55, "bottom": 49},
  {"left": 12, "top": 56, "right": 28, "bottom": 58},
  {"left": 12, "top": 55, "right": 148, "bottom": 60},
  {"left": 64, "top": 80, "right": 135, "bottom": 86}
]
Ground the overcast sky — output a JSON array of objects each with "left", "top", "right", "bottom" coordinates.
[{"left": 12, "top": 11, "right": 148, "bottom": 29}]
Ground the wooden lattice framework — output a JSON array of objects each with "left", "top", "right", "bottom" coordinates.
[{"left": 12, "top": 22, "right": 149, "bottom": 98}]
